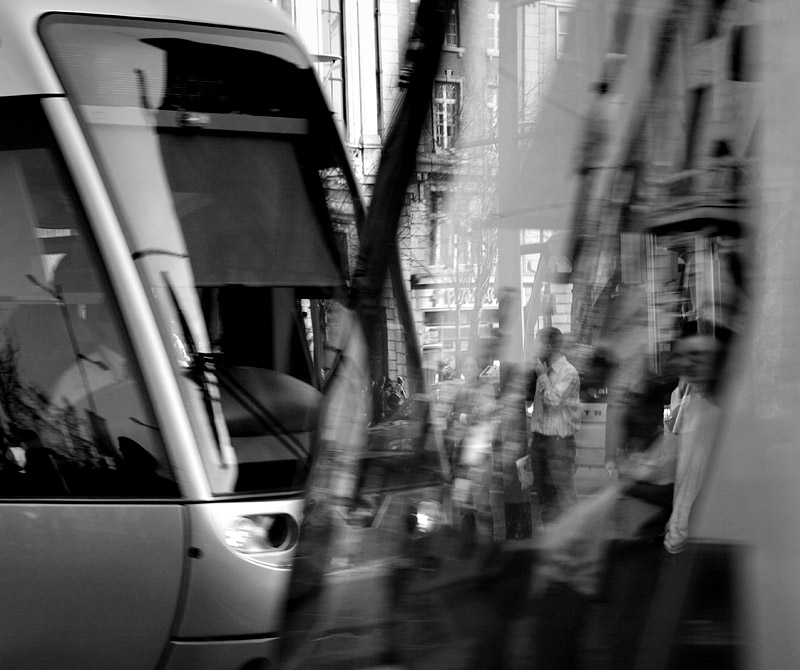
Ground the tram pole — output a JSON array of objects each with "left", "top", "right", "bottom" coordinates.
[{"left": 496, "top": 0, "right": 524, "bottom": 368}]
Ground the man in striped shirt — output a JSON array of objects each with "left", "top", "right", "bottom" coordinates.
[{"left": 529, "top": 327, "right": 582, "bottom": 526}]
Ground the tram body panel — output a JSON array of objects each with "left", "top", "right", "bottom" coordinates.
[
  {"left": 0, "top": 503, "right": 185, "bottom": 670},
  {"left": 175, "top": 499, "right": 304, "bottom": 640}
]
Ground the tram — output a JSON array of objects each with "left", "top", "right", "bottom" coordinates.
[{"left": 0, "top": 1, "right": 411, "bottom": 668}]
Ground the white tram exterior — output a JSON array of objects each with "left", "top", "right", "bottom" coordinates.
[{"left": 0, "top": 2, "right": 384, "bottom": 668}]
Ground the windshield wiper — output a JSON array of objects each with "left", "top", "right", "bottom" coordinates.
[
  {"left": 161, "top": 277, "right": 310, "bottom": 469},
  {"left": 161, "top": 271, "right": 227, "bottom": 468},
  {"left": 212, "top": 365, "right": 309, "bottom": 463}
]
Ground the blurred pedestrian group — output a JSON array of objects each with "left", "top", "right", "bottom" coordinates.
[
  {"left": 530, "top": 320, "right": 734, "bottom": 670},
  {"left": 434, "top": 318, "right": 735, "bottom": 669}
]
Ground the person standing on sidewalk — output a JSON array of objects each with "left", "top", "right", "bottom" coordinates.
[
  {"left": 662, "top": 324, "right": 729, "bottom": 555},
  {"left": 529, "top": 327, "right": 582, "bottom": 526}
]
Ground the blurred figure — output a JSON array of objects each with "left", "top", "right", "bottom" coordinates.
[
  {"left": 599, "top": 324, "right": 730, "bottom": 668},
  {"left": 47, "top": 252, "right": 128, "bottom": 408},
  {"left": 16, "top": 428, "right": 70, "bottom": 496},
  {"left": 376, "top": 375, "right": 407, "bottom": 418},
  {"left": 494, "top": 363, "right": 532, "bottom": 540},
  {"left": 663, "top": 323, "right": 730, "bottom": 554},
  {"left": 593, "top": 380, "right": 677, "bottom": 670},
  {"left": 531, "top": 377, "right": 676, "bottom": 670},
  {"left": 606, "top": 366, "right": 679, "bottom": 484},
  {"left": 447, "top": 356, "right": 496, "bottom": 550},
  {"left": 437, "top": 357, "right": 455, "bottom": 384},
  {"left": 395, "top": 375, "right": 406, "bottom": 400},
  {"left": 601, "top": 300, "right": 651, "bottom": 480},
  {"left": 432, "top": 357, "right": 459, "bottom": 426},
  {"left": 445, "top": 357, "right": 481, "bottom": 460},
  {"left": 49, "top": 299, "right": 128, "bottom": 407},
  {"left": 1, "top": 428, "right": 31, "bottom": 496},
  {"left": 528, "top": 327, "right": 581, "bottom": 526}
]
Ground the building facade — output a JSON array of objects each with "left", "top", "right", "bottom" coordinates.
[{"left": 274, "top": 0, "right": 576, "bottom": 383}]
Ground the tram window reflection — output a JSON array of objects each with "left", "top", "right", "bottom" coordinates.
[{"left": 0, "top": 98, "right": 175, "bottom": 499}]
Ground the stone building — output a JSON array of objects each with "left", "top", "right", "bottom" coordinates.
[{"left": 273, "top": 0, "right": 577, "bottom": 384}]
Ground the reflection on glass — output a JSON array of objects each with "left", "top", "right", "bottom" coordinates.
[{"left": 0, "top": 98, "right": 174, "bottom": 498}]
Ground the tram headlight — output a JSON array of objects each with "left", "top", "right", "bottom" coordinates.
[
  {"left": 224, "top": 516, "right": 263, "bottom": 552},
  {"left": 223, "top": 514, "right": 298, "bottom": 554},
  {"left": 408, "top": 499, "right": 444, "bottom": 537}
]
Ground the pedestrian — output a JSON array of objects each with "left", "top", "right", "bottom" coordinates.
[
  {"left": 626, "top": 323, "right": 734, "bottom": 669},
  {"left": 446, "top": 356, "right": 492, "bottom": 463},
  {"left": 494, "top": 363, "right": 532, "bottom": 540},
  {"left": 592, "top": 380, "right": 677, "bottom": 670},
  {"left": 447, "top": 356, "right": 496, "bottom": 550},
  {"left": 528, "top": 326, "right": 582, "bottom": 526},
  {"left": 531, "top": 378, "right": 675, "bottom": 670},
  {"left": 662, "top": 322, "right": 730, "bottom": 555},
  {"left": 395, "top": 375, "right": 406, "bottom": 399}
]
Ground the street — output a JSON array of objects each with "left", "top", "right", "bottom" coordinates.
[
  {"left": 286, "top": 539, "right": 538, "bottom": 670},
  {"left": 282, "top": 460, "right": 616, "bottom": 670}
]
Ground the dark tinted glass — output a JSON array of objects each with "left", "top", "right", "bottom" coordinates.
[{"left": 0, "top": 98, "right": 176, "bottom": 499}]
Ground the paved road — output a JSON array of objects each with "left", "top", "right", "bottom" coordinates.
[
  {"left": 279, "top": 487, "right": 612, "bottom": 670},
  {"left": 281, "top": 538, "right": 538, "bottom": 670}
]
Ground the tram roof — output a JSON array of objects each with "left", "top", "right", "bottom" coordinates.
[{"left": 0, "top": 0, "right": 306, "bottom": 98}]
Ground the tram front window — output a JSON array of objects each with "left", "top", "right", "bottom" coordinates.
[
  {"left": 0, "top": 97, "right": 175, "bottom": 499},
  {"left": 41, "top": 16, "right": 358, "bottom": 495}
]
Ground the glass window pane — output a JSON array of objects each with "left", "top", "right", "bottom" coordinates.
[
  {"left": 0, "top": 98, "right": 175, "bottom": 499},
  {"left": 445, "top": 6, "right": 459, "bottom": 47},
  {"left": 487, "top": 2, "right": 499, "bottom": 52},
  {"left": 557, "top": 9, "right": 574, "bottom": 59},
  {"left": 434, "top": 81, "right": 460, "bottom": 150},
  {"left": 321, "top": 0, "right": 345, "bottom": 127}
]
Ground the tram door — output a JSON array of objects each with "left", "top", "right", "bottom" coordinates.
[{"left": 0, "top": 97, "right": 185, "bottom": 670}]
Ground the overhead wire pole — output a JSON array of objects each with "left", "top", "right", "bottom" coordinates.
[
  {"left": 351, "top": 0, "right": 454, "bottom": 400},
  {"left": 496, "top": 0, "right": 525, "bottom": 369}
]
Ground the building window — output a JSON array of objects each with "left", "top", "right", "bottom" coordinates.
[
  {"left": 556, "top": 9, "right": 573, "bottom": 59},
  {"left": 444, "top": 3, "right": 460, "bottom": 48},
  {"left": 487, "top": 1, "right": 499, "bottom": 53},
  {"left": 433, "top": 81, "right": 460, "bottom": 151},
  {"left": 411, "top": 1, "right": 458, "bottom": 48},
  {"left": 320, "top": 0, "right": 346, "bottom": 127}
]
